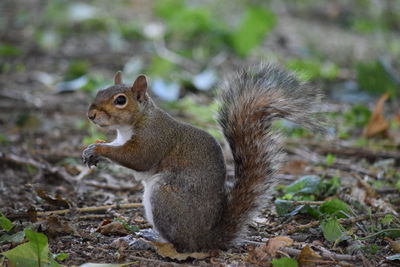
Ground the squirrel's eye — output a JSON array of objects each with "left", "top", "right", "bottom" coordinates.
[{"left": 114, "top": 95, "right": 126, "bottom": 106}]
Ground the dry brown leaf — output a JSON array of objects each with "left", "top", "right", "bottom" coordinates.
[
  {"left": 36, "top": 188, "right": 71, "bottom": 209},
  {"left": 281, "top": 160, "right": 306, "bottom": 174},
  {"left": 363, "top": 92, "right": 390, "bottom": 138},
  {"left": 298, "top": 245, "right": 322, "bottom": 267},
  {"left": 247, "top": 236, "right": 294, "bottom": 266},
  {"left": 96, "top": 220, "right": 129, "bottom": 236},
  {"left": 266, "top": 236, "right": 294, "bottom": 257},
  {"left": 41, "top": 215, "right": 76, "bottom": 237},
  {"left": 385, "top": 238, "right": 400, "bottom": 253},
  {"left": 151, "top": 242, "right": 210, "bottom": 260},
  {"left": 396, "top": 111, "right": 400, "bottom": 124}
]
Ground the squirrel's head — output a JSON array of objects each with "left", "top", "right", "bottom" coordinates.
[{"left": 87, "top": 71, "right": 151, "bottom": 129}]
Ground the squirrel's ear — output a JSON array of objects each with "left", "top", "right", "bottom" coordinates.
[
  {"left": 131, "top": 74, "right": 148, "bottom": 102},
  {"left": 114, "top": 71, "right": 123, "bottom": 85}
]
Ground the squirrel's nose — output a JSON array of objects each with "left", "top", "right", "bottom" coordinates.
[{"left": 88, "top": 111, "right": 96, "bottom": 120}]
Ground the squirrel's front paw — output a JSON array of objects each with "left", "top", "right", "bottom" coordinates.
[{"left": 82, "top": 144, "right": 101, "bottom": 167}]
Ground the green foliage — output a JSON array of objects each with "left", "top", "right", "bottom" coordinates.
[
  {"left": 319, "top": 198, "right": 351, "bottom": 218},
  {"left": 362, "top": 244, "right": 380, "bottom": 255},
  {"left": 272, "top": 257, "right": 298, "bottom": 267},
  {"left": 320, "top": 218, "right": 347, "bottom": 242},
  {"left": 0, "top": 44, "right": 21, "bottom": 57},
  {"left": 113, "top": 218, "right": 140, "bottom": 233},
  {"left": 0, "top": 213, "right": 13, "bottom": 232},
  {"left": 153, "top": 0, "right": 277, "bottom": 61},
  {"left": 286, "top": 59, "right": 339, "bottom": 81},
  {"left": 52, "top": 253, "right": 69, "bottom": 261},
  {"left": 284, "top": 175, "right": 321, "bottom": 196},
  {"left": 356, "top": 61, "right": 397, "bottom": 97},
  {"left": 154, "top": 0, "right": 184, "bottom": 20},
  {"left": 162, "top": 97, "right": 222, "bottom": 140},
  {"left": 148, "top": 56, "right": 176, "bottom": 78},
  {"left": 230, "top": 7, "right": 276, "bottom": 57},
  {"left": 346, "top": 105, "right": 371, "bottom": 126},
  {"left": 64, "top": 60, "right": 89, "bottom": 81},
  {"left": 325, "top": 153, "right": 336, "bottom": 167},
  {"left": 1, "top": 229, "right": 59, "bottom": 267},
  {"left": 275, "top": 176, "right": 343, "bottom": 217},
  {"left": 380, "top": 215, "right": 393, "bottom": 225}
]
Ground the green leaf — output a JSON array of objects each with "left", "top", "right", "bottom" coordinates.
[
  {"left": 53, "top": 252, "right": 69, "bottom": 261},
  {"left": 380, "top": 214, "right": 394, "bottom": 225},
  {"left": 230, "top": 7, "right": 276, "bottom": 57},
  {"left": 320, "top": 218, "right": 346, "bottom": 242},
  {"left": 1, "top": 229, "right": 55, "bottom": 267},
  {"left": 286, "top": 59, "right": 339, "bottom": 81},
  {"left": 0, "top": 44, "right": 21, "bottom": 56},
  {"left": 154, "top": 0, "right": 184, "bottom": 20},
  {"left": 356, "top": 61, "right": 397, "bottom": 97},
  {"left": 0, "top": 213, "right": 13, "bottom": 232},
  {"left": 325, "top": 153, "right": 336, "bottom": 167},
  {"left": 387, "top": 254, "right": 400, "bottom": 261},
  {"left": 272, "top": 257, "right": 298, "bottom": 267},
  {"left": 284, "top": 175, "right": 321, "bottom": 195},
  {"left": 275, "top": 200, "right": 304, "bottom": 216},
  {"left": 319, "top": 198, "right": 351, "bottom": 218},
  {"left": 64, "top": 60, "right": 89, "bottom": 81}
]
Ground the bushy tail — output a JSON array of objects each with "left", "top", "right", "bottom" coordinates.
[{"left": 215, "top": 63, "right": 324, "bottom": 247}]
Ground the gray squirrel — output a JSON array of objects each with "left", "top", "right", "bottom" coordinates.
[{"left": 82, "top": 64, "right": 323, "bottom": 252}]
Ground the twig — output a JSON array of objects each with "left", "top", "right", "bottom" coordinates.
[
  {"left": 280, "top": 247, "right": 358, "bottom": 262},
  {"left": 357, "top": 228, "right": 400, "bottom": 240},
  {"left": 285, "top": 200, "right": 324, "bottom": 206},
  {"left": 0, "top": 152, "right": 75, "bottom": 184},
  {"left": 127, "top": 254, "right": 197, "bottom": 266},
  {"left": 83, "top": 181, "right": 142, "bottom": 192},
  {"left": 36, "top": 203, "right": 143, "bottom": 217},
  {"left": 286, "top": 146, "right": 378, "bottom": 178},
  {"left": 284, "top": 213, "right": 391, "bottom": 234},
  {"left": 290, "top": 140, "right": 400, "bottom": 162}
]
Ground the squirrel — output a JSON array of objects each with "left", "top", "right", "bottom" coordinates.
[{"left": 82, "top": 64, "right": 324, "bottom": 252}]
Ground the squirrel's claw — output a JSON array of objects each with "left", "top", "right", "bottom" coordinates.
[{"left": 82, "top": 144, "right": 100, "bottom": 168}]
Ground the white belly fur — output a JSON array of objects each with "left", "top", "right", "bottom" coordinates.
[{"left": 132, "top": 170, "right": 158, "bottom": 229}]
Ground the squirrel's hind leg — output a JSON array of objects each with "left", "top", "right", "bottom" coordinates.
[{"left": 149, "top": 172, "right": 222, "bottom": 252}]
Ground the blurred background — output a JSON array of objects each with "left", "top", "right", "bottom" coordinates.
[{"left": 1, "top": 0, "right": 399, "bottom": 147}]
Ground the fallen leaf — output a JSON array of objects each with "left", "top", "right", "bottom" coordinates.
[
  {"left": 151, "top": 242, "right": 210, "bottom": 260},
  {"left": 266, "top": 236, "right": 294, "bottom": 257},
  {"left": 41, "top": 215, "right": 76, "bottom": 237},
  {"left": 395, "top": 111, "right": 400, "bottom": 124},
  {"left": 297, "top": 246, "right": 322, "bottom": 267},
  {"left": 385, "top": 238, "right": 400, "bottom": 253},
  {"left": 247, "top": 236, "right": 294, "bottom": 265},
  {"left": 363, "top": 92, "right": 390, "bottom": 137},
  {"left": 36, "top": 188, "right": 71, "bottom": 209},
  {"left": 95, "top": 140, "right": 106, "bottom": 144},
  {"left": 96, "top": 220, "right": 129, "bottom": 236}
]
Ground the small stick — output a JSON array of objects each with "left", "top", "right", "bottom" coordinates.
[
  {"left": 280, "top": 247, "right": 358, "bottom": 262},
  {"left": 285, "top": 200, "right": 324, "bottom": 206},
  {"left": 284, "top": 213, "right": 391, "bottom": 234},
  {"left": 36, "top": 203, "right": 143, "bottom": 217}
]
